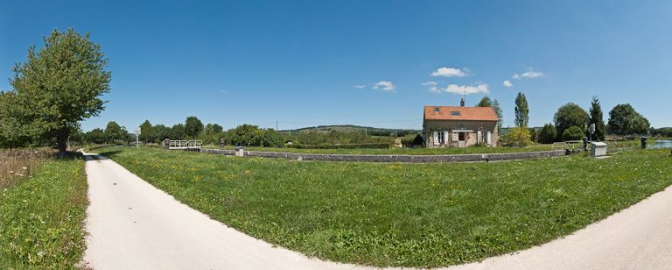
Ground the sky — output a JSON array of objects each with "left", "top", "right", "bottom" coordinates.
[{"left": 2, "top": 0, "right": 672, "bottom": 131}]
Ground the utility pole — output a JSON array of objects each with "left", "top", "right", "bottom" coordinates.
[{"left": 276, "top": 121, "right": 278, "bottom": 131}]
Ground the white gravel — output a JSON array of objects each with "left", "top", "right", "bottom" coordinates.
[{"left": 82, "top": 151, "right": 672, "bottom": 270}]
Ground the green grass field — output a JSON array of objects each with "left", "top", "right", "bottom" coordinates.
[
  {"left": 215, "top": 144, "right": 553, "bottom": 155},
  {"left": 0, "top": 154, "right": 88, "bottom": 269},
  {"left": 97, "top": 146, "right": 672, "bottom": 267}
]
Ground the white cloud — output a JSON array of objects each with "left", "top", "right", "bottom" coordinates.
[
  {"left": 503, "top": 80, "right": 513, "bottom": 88},
  {"left": 354, "top": 84, "right": 365, "bottom": 89},
  {"left": 430, "top": 67, "right": 467, "bottom": 77},
  {"left": 220, "top": 90, "right": 228, "bottom": 94},
  {"left": 428, "top": 86, "right": 441, "bottom": 93},
  {"left": 373, "top": 81, "right": 396, "bottom": 92},
  {"left": 445, "top": 83, "right": 489, "bottom": 94},
  {"left": 420, "top": 81, "right": 438, "bottom": 86},
  {"left": 427, "top": 83, "right": 489, "bottom": 95},
  {"left": 512, "top": 68, "right": 545, "bottom": 79}
]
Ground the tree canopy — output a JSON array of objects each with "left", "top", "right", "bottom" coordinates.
[
  {"left": 185, "top": 116, "right": 204, "bottom": 138},
  {"left": 7, "top": 29, "right": 111, "bottom": 153},
  {"left": 607, "top": 104, "right": 650, "bottom": 136},
  {"left": 539, "top": 123, "right": 557, "bottom": 144},
  {"left": 476, "top": 96, "right": 492, "bottom": 107},
  {"left": 554, "top": 103, "right": 588, "bottom": 139},
  {"left": 105, "top": 121, "right": 127, "bottom": 143}
]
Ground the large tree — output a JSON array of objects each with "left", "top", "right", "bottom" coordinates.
[
  {"left": 8, "top": 29, "right": 111, "bottom": 153},
  {"left": 514, "top": 92, "right": 529, "bottom": 128},
  {"left": 554, "top": 103, "right": 589, "bottom": 139},
  {"left": 588, "top": 96, "right": 606, "bottom": 141},
  {"left": 105, "top": 121, "right": 127, "bottom": 143},
  {"left": 608, "top": 104, "right": 650, "bottom": 136},
  {"left": 184, "top": 116, "right": 204, "bottom": 138}
]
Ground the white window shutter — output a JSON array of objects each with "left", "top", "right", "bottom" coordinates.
[
  {"left": 433, "top": 132, "right": 439, "bottom": 146},
  {"left": 444, "top": 131, "right": 450, "bottom": 144},
  {"left": 486, "top": 131, "right": 492, "bottom": 145}
]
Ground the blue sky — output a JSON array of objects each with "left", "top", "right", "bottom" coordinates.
[{"left": 2, "top": 1, "right": 671, "bottom": 131}]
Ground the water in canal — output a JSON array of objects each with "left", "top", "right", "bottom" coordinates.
[{"left": 649, "top": 140, "right": 672, "bottom": 149}]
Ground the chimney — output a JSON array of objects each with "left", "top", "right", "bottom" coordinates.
[{"left": 460, "top": 98, "right": 465, "bottom": 107}]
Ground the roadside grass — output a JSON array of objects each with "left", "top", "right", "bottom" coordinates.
[
  {"left": 0, "top": 153, "right": 88, "bottom": 269},
  {"left": 98, "top": 147, "right": 672, "bottom": 267},
  {"left": 213, "top": 144, "right": 553, "bottom": 155}
]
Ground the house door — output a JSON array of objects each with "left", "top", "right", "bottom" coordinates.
[{"left": 458, "top": 132, "right": 466, "bottom": 148}]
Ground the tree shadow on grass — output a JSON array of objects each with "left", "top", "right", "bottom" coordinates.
[
  {"left": 54, "top": 151, "right": 84, "bottom": 161},
  {"left": 97, "top": 150, "right": 122, "bottom": 159}
]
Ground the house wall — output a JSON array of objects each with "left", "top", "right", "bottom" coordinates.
[{"left": 423, "top": 120, "right": 499, "bottom": 148}]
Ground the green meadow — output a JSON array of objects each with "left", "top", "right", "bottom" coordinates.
[{"left": 98, "top": 146, "right": 671, "bottom": 267}]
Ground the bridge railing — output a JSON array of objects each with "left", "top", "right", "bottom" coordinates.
[{"left": 168, "top": 140, "right": 202, "bottom": 150}]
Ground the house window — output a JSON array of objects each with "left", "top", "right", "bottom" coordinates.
[
  {"left": 451, "top": 111, "right": 461, "bottom": 116},
  {"left": 433, "top": 131, "right": 446, "bottom": 145},
  {"left": 434, "top": 107, "right": 441, "bottom": 113}
]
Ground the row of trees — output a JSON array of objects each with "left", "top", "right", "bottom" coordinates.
[
  {"left": 93, "top": 116, "right": 398, "bottom": 148},
  {"left": 493, "top": 92, "right": 650, "bottom": 146}
]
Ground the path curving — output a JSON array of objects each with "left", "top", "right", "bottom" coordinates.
[{"left": 82, "top": 151, "right": 672, "bottom": 270}]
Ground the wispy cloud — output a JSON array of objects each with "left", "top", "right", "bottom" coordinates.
[
  {"left": 430, "top": 67, "right": 467, "bottom": 77},
  {"left": 420, "top": 81, "right": 438, "bottom": 86},
  {"left": 427, "top": 83, "right": 489, "bottom": 95},
  {"left": 220, "top": 90, "right": 228, "bottom": 94},
  {"left": 354, "top": 84, "right": 365, "bottom": 89},
  {"left": 503, "top": 80, "right": 513, "bottom": 88},
  {"left": 373, "top": 81, "right": 396, "bottom": 92},
  {"left": 512, "top": 68, "right": 545, "bottom": 79}
]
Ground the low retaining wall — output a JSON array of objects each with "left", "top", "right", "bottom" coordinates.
[{"left": 200, "top": 148, "right": 568, "bottom": 163}]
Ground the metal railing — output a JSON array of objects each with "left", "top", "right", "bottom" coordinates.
[{"left": 168, "top": 140, "right": 202, "bottom": 150}]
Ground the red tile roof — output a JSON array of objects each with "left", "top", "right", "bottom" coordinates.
[{"left": 424, "top": 106, "right": 499, "bottom": 121}]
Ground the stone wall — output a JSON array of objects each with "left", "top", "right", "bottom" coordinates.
[{"left": 200, "top": 148, "right": 568, "bottom": 163}]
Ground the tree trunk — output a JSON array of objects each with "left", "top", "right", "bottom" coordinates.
[{"left": 56, "top": 129, "right": 69, "bottom": 156}]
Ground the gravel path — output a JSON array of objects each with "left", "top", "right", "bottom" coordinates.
[{"left": 82, "top": 151, "right": 672, "bottom": 270}]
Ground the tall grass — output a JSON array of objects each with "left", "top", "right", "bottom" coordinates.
[
  {"left": 0, "top": 149, "right": 54, "bottom": 189},
  {"left": 0, "top": 153, "right": 88, "bottom": 268}
]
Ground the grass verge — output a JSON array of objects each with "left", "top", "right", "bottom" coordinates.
[
  {"left": 99, "top": 147, "right": 671, "bottom": 267},
  {"left": 0, "top": 153, "right": 88, "bottom": 269}
]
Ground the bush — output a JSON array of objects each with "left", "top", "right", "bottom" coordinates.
[
  {"left": 562, "top": 126, "right": 584, "bottom": 141},
  {"left": 500, "top": 127, "right": 532, "bottom": 147},
  {"left": 539, "top": 124, "right": 557, "bottom": 144}
]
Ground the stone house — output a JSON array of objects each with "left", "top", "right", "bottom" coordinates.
[{"left": 423, "top": 101, "right": 499, "bottom": 148}]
